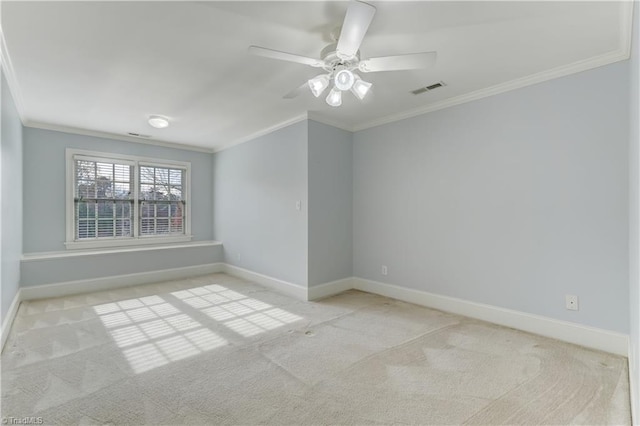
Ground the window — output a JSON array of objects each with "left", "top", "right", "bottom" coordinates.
[
  {"left": 139, "top": 165, "right": 185, "bottom": 236},
  {"left": 66, "top": 149, "right": 191, "bottom": 249},
  {"left": 74, "top": 158, "right": 134, "bottom": 240}
]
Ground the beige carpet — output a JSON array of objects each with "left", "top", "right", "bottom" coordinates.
[{"left": 1, "top": 273, "right": 631, "bottom": 425}]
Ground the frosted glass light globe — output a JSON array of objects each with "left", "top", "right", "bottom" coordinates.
[
  {"left": 326, "top": 87, "right": 342, "bottom": 107},
  {"left": 148, "top": 115, "right": 169, "bottom": 129},
  {"left": 334, "top": 69, "right": 355, "bottom": 91}
]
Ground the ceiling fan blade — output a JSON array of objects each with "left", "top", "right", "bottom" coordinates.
[
  {"left": 283, "top": 83, "right": 309, "bottom": 99},
  {"left": 359, "top": 52, "right": 437, "bottom": 73},
  {"left": 248, "top": 46, "right": 324, "bottom": 68},
  {"left": 336, "top": 1, "right": 376, "bottom": 59}
]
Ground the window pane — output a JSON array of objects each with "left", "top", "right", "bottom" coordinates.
[
  {"left": 98, "top": 219, "right": 114, "bottom": 237},
  {"left": 138, "top": 165, "right": 186, "bottom": 237},
  {"left": 155, "top": 187, "right": 168, "bottom": 200},
  {"left": 170, "top": 203, "right": 184, "bottom": 233},
  {"left": 96, "top": 177, "right": 112, "bottom": 199},
  {"left": 157, "top": 218, "right": 169, "bottom": 234},
  {"left": 115, "top": 201, "right": 131, "bottom": 218},
  {"left": 73, "top": 158, "right": 133, "bottom": 240},
  {"left": 76, "top": 161, "right": 95, "bottom": 180},
  {"left": 141, "top": 218, "right": 155, "bottom": 235},
  {"left": 77, "top": 180, "right": 95, "bottom": 198},
  {"left": 114, "top": 183, "right": 130, "bottom": 199},
  {"left": 140, "top": 167, "right": 155, "bottom": 184},
  {"left": 114, "top": 164, "right": 130, "bottom": 182},
  {"left": 115, "top": 219, "right": 131, "bottom": 237},
  {"left": 141, "top": 203, "right": 153, "bottom": 218},
  {"left": 170, "top": 203, "right": 182, "bottom": 217},
  {"left": 169, "top": 186, "right": 182, "bottom": 200},
  {"left": 76, "top": 201, "right": 96, "bottom": 219},
  {"left": 155, "top": 168, "right": 169, "bottom": 185},
  {"left": 169, "top": 169, "right": 182, "bottom": 186},
  {"left": 97, "top": 201, "right": 113, "bottom": 218},
  {"left": 140, "top": 184, "right": 155, "bottom": 200},
  {"left": 170, "top": 220, "right": 183, "bottom": 234},
  {"left": 77, "top": 219, "right": 96, "bottom": 239}
]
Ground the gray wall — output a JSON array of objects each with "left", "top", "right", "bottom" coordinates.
[
  {"left": 1, "top": 69, "right": 23, "bottom": 323},
  {"left": 308, "top": 120, "right": 353, "bottom": 286},
  {"left": 23, "top": 127, "right": 214, "bottom": 253},
  {"left": 21, "top": 245, "right": 222, "bottom": 286},
  {"left": 353, "top": 62, "right": 629, "bottom": 333},
  {"left": 213, "top": 121, "right": 308, "bottom": 286},
  {"left": 628, "top": 0, "right": 639, "bottom": 419},
  {"left": 20, "top": 127, "right": 219, "bottom": 287}
]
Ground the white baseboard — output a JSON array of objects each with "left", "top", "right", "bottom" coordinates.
[
  {"left": 216, "top": 268, "right": 629, "bottom": 356},
  {"left": 6, "top": 262, "right": 630, "bottom": 358},
  {"left": 630, "top": 340, "right": 639, "bottom": 426},
  {"left": 1, "top": 289, "right": 23, "bottom": 353},
  {"left": 222, "top": 264, "right": 307, "bottom": 301},
  {"left": 20, "top": 263, "right": 224, "bottom": 301},
  {"left": 353, "top": 277, "right": 628, "bottom": 356},
  {"left": 308, "top": 277, "right": 356, "bottom": 300}
]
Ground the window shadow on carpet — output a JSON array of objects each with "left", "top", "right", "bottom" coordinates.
[{"left": 92, "top": 283, "right": 303, "bottom": 373}]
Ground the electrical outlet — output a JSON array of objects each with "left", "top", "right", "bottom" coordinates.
[
  {"left": 565, "top": 295, "right": 578, "bottom": 311},
  {"left": 295, "top": 201, "right": 301, "bottom": 211},
  {"left": 381, "top": 265, "right": 388, "bottom": 276}
]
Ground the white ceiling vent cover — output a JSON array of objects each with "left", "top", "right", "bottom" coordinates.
[
  {"left": 127, "top": 132, "right": 151, "bottom": 138},
  {"left": 411, "top": 81, "right": 446, "bottom": 95}
]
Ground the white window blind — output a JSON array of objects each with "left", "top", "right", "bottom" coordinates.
[
  {"left": 139, "top": 165, "right": 186, "bottom": 236},
  {"left": 68, "top": 150, "right": 191, "bottom": 248},
  {"left": 74, "top": 157, "right": 134, "bottom": 240}
]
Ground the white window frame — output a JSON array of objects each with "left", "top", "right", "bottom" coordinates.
[{"left": 65, "top": 148, "right": 192, "bottom": 250}]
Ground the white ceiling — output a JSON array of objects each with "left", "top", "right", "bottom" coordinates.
[{"left": 1, "top": 1, "right": 632, "bottom": 152}]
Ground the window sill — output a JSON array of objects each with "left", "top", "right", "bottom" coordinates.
[
  {"left": 22, "top": 240, "right": 222, "bottom": 262},
  {"left": 65, "top": 235, "right": 194, "bottom": 250}
]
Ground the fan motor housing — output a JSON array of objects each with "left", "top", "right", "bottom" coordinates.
[{"left": 321, "top": 43, "right": 360, "bottom": 71}]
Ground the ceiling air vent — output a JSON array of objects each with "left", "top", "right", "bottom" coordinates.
[
  {"left": 127, "top": 132, "right": 151, "bottom": 138},
  {"left": 411, "top": 81, "right": 446, "bottom": 95}
]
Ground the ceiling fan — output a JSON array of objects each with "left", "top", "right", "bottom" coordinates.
[{"left": 248, "top": 0, "right": 437, "bottom": 107}]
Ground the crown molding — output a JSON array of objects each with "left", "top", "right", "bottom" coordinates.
[
  {"left": 3, "top": 2, "right": 632, "bottom": 154},
  {"left": 210, "top": 112, "right": 353, "bottom": 155},
  {"left": 352, "top": 48, "right": 631, "bottom": 133},
  {"left": 0, "top": 21, "right": 27, "bottom": 125},
  {"left": 307, "top": 112, "right": 354, "bottom": 132},
  {"left": 2, "top": 17, "right": 213, "bottom": 155},
  {"left": 24, "top": 120, "right": 214, "bottom": 153},
  {"left": 620, "top": 0, "right": 634, "bottom": 58},
  {"left": 211, "top": 113, "right": 308, "bottom": 153}
]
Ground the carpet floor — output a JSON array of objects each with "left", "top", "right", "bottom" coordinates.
[{"left": 1, "top": 273, "right": 631, "bottom": 425}]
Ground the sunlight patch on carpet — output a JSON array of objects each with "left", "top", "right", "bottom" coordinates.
[
  {"left": 93, "top": 295, "right": 228, "bottom": 374},
  {"left": 171, "top": 285, "right": 303, "bottom": 338}
]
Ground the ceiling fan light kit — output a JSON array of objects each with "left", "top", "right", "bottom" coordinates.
[
  {"left": 248, "top": 0, "right": 437, "bottom": 108},
  {"left": 309, "top": 68, "right": 372, "bottom": 106},
  {"left": 351, "top": 76, "right": 372, "bottom": 100},
  {"left": 326, "top": 87, "right": 343, "bottom": 107},
  {"left": 308, "top": 74, "right": 331, "bottom": 97},
  {"left": 334, "top": 68, "right": 355, "bottom": 91}
]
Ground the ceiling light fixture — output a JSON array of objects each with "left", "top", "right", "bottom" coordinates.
[
  {"left": 326, "top": 86, "right": 342, "bottom": 107},
  {"left": 307, "top": 68, "right": 372, "bottom": 107},
  {"left": 148, "top": 115, "right": 169, "bottom": 129},
  {"left": 334, "top": 68, "right": 355, "bottom": 91},
  {"left": 249, "top": 1, "right": 438, "bottom": 109},
  {"left": 350, "top": 76, "right": 372, "bottom": 100},
  {"left": 308, "top": 74, "right": 331, "bottom": 97}
]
